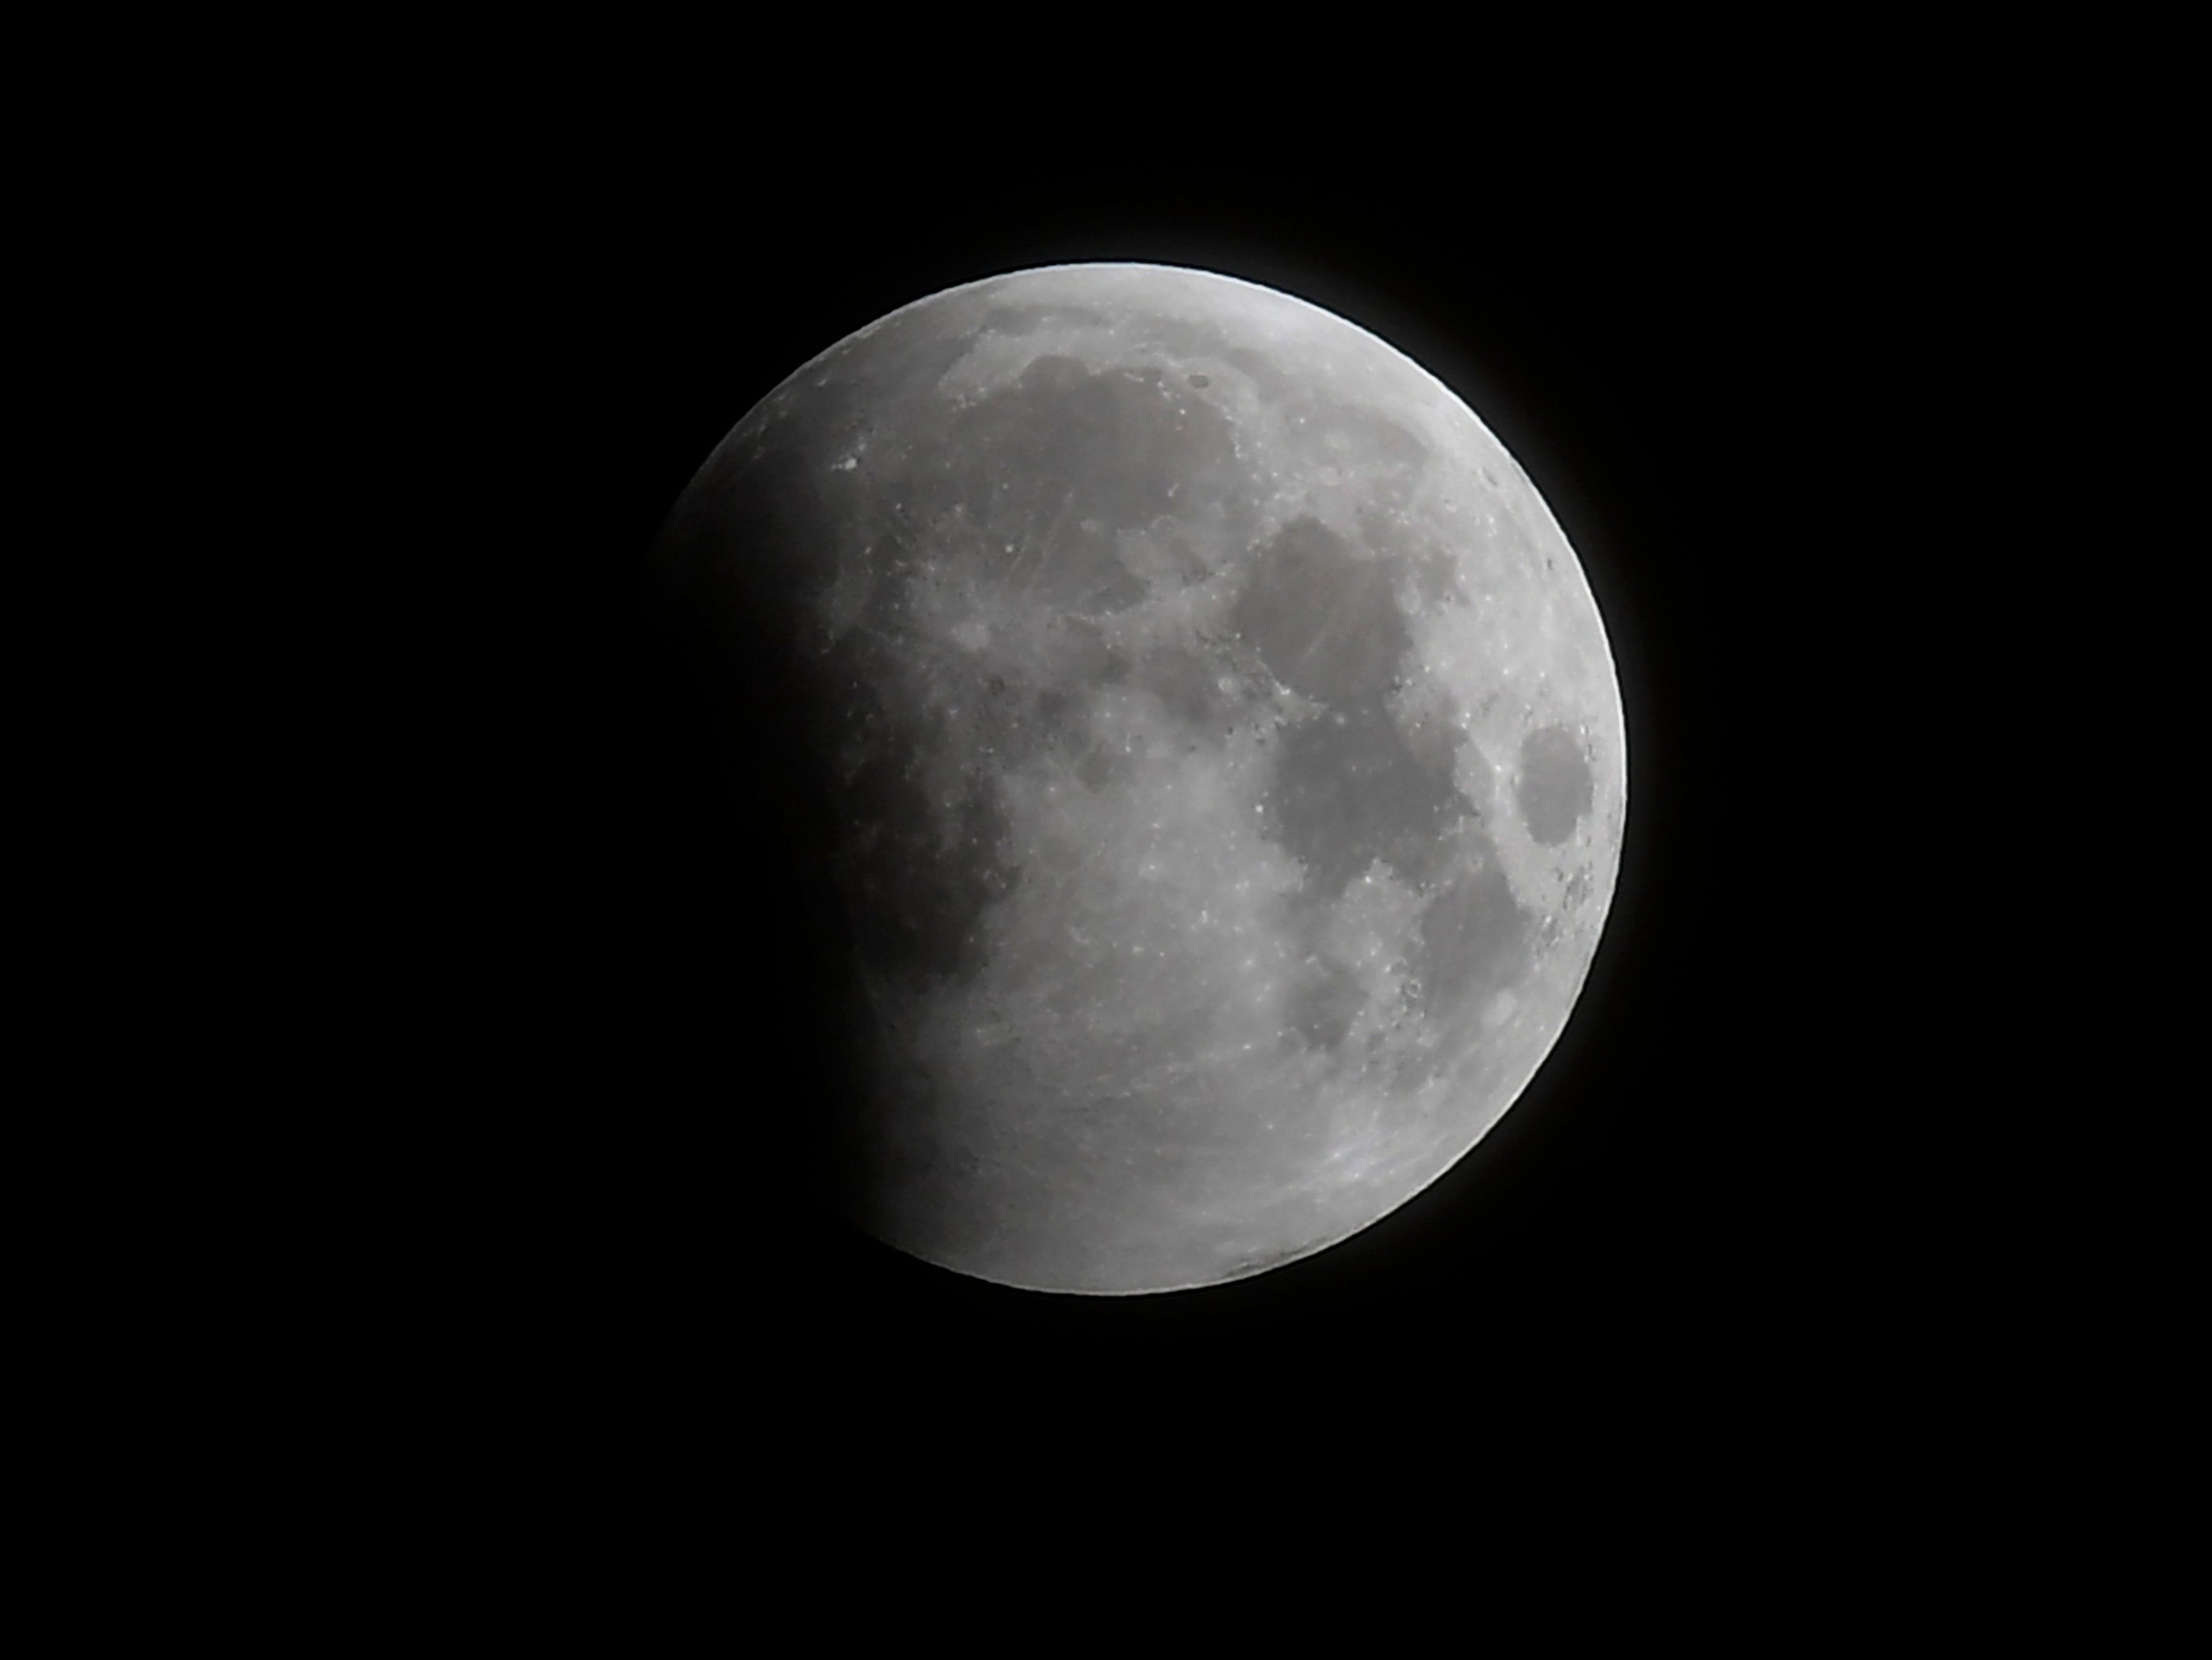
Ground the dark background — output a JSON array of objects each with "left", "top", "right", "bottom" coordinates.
[
  {"left": 62, "top": 36, "right": 2112, "bottom": 1585},
  {"left": 393, "top": 153, "right": 1890, "bottom": 1453}
]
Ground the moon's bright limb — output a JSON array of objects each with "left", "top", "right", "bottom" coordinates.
[{"left": 656, "top": 264, "right": 1625, "bottom": 1293}]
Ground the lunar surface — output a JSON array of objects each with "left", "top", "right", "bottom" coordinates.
[{"left": 654, "top": 264, "right": 1624, "bottom": 1294}]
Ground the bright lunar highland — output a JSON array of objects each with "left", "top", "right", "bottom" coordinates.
[{"left": 655, "top": 263, "right": 1625, "bottom": 1293}]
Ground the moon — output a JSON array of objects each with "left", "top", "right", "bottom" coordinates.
[{"left": 655, "top": 263, "right": 1625, "bottom": 1295}]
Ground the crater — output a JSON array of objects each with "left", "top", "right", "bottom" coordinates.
[
  {"left": 1222, "top": 1238, "right": 1324, "bottom": 1281},
  {"left": 1296, "top": 402, "right": 1431, "bottom": 514},
  {"left": 1286, "top": 954, "right": 1366, "bottom": 1052},
  {"left": 1515, "top": 725, "right": 1594, "bottom": 846}
]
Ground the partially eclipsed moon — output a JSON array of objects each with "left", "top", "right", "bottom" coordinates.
[{"left": 656, "top": 263, "right": 1625, "bottom": 1294}]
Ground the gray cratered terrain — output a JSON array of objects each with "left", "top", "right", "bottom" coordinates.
[{"left": 655, "top": 263, "right": 1624, "bottom": 1293}]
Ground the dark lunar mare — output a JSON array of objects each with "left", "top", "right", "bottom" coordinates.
[
  {"left": 1515, "top": 724, "right": 1595, "bottom": 847},
  {"left": 1228, "top": 512, "right": 1531, "bottom": 1068}
]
